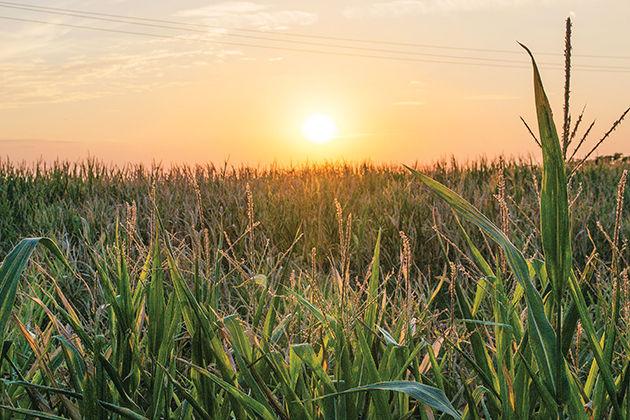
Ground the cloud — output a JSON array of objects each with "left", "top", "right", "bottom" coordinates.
[
  {"left": 0, "top": 46, "right": 221, "bottom": 109},
  {"left": 0, "top": 2, "right": 318, "bottom": 108},
  {"left": 178, "top": 2, "right": 268, "bottom": 15},
  {"left": 343, "top": 0, "right": 527, "bottom": 19},
  {"left": 175, "top": 2, "right": 317, "bottom": 30},
  {"left": 0, "top": 19, "right": 71, "bottom": 60}
]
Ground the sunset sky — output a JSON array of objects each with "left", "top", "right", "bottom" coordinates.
[{"left": 1, "top": 0, "right": 629, "bottom": 165}]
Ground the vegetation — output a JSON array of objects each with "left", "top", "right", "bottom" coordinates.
[
  {"left": 0, "top": 18, "right": 629, "bottom": 419},
  {"left": 1, "top": 158, "right": 627, "bottom": 274}
]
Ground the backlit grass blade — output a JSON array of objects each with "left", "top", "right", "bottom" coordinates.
[
  {"left": 0, "top": 405, "right": 69, "bottom": 420},
  {"left": 224, "top": 315, "right": 283, "bottom": 417},
  {"left": 99, "top": 401, "right": 149, "bottom": 420},
  {"left": 0, "top": 238, "right": 71, "bottom": 345},
  {"left": 163, "top": 369, "right": 213, "bottom": 420},
  {"left": 593, "top": 265, "right": 624, "bottom": 417},
  {"left": 292, "top": 343, "right": 336, "bottom": 393},
  {"left": 567, "top": 272, "right": 622, "bottom": 418},
  {"left": 321, "top": 381, "right": 461, "bottom": 419},
  {"left": 364, "top": 229, "right": 381, "bottom": 331},
  {"left": 519, "top": 43, "right": 572, "bottom": 299},
  {"left": 521, "top": 41, "right": 572, "bottom": 410},
  {"left": 455, "top": 218, "right": 495, "bottom": 316},
  {"left": 355, "top": 326, "right": 392, "bottom": 418},
  {"left": 516, "top": 350, "right": 557, "bottom": 411},
  {"left": 264, "top": 351, "right": 312, "bottom": 419},
  {"left": 564, "top": 363, "right": 589, "bottom": 420},
  {"left": 407, "top": 166, "right": 558, "bottom": 394},
  {"left": 454, "top": 280, "right": 500, "bottom": 413},
  {"left": 188, "top": 362, "right": 276, "bottom": 420}
]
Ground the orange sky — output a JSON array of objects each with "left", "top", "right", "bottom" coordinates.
[{"left": 1, "top": 1, "right": 629, "bottom": 166}]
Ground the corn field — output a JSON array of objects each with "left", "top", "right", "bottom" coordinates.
[{"left": 0, "top": 20, "right": 629, "bottom": 419}]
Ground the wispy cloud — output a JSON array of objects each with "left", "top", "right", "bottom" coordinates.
[
  {"left": 0, "top": 1, "right": 318, "bottom": 108},
  {"left": 0, "top": 12, "right": 229, "bottom": 108},
  {"left": 175, "top": 1, "right": 317, "bottom": 30},
  {"left": 0, "top": 19, "right": 71, "bottom": 60},
  {"left": 343, "top": 0, "right": 528, "bottom": 19},
  {"left": 0, "top": 46, "right": 221, "bottom": 108}
]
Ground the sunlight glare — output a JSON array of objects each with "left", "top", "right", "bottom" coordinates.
[{"left": 302, "top": 114, "right": 338, "bottom": 144}]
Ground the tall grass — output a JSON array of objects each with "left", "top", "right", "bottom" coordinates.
[
  {"left": 0, "top": 20, "right": 629, "bottom": 419},
  {"left": 1, "top": 158, "right": 627, "bottom": 275}
]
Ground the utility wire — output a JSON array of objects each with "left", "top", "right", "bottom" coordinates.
[
  {"left": 0, "top": 15, "right": 530, "bottom": 69},
  {"left": 2, "top": 0, "right": 630, "bottom": 61},
  {"left": 4, "top": 2, "right": 630, "bottom": 71},
  {"left": 1, "top": 14, "right": 629, "bottom": 73},
  {"left": 0, "top": 3, "right": 535, "bottom": 64}
]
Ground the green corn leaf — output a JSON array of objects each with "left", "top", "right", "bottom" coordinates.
[
  {"left": 99, "top": 401, "right": 149, "bottom": 420},
  {"left": 516, "top": 349, "right": 557, "bottom": 412},
  {"left": 55, "top": 336, "right": 86, "bottom": 395},
  {"left": 0, "top": 379, "right": 83, "bottom": 400},
  {"left": 519, "top": 43, "right": 572, "bottom": 300},
  {"left": 148, "top": 296, "right": 180, "bottom": 420},
  {"left": 292, "top": 343, "right": 336, "bottom": 394},
  {"left": 462, "top": 379, "right": 482, "bottom": 420},
  {"left": 158, "top": 363, "right": 213, "bottom": 420},
  {"left": 0, "top": 378, "right": 150, "bottom": 420},
  {"left": 165, "top": 251, "right": 236, "bottom": 387},
  {"left": 0, "top": 238, "right": 71, "bottom": 345},
  {"left": 355, "top": 326, "right": 391, "bottom": 418},
  {"left": 593, "top": 276, "right": 623, "bottom": 418},
  {"left": 455, "top": 218, "right": 495, "bottom": 316},
  {"left": 407, "top": 166, "right": 559, "bottom": 395},
  {"left": 562, "top": 255, "right": 595, "bottom": 356},
  {"left": 460, "top": 319, "right": 513, "bottom": 330},
  {"left": 320, "top": 381, "right": 461, "bottom": 419},
  {"left": 456, "top": 216, "right": 495, "bottom": 277},
  {"left": 364, "top": 230, "right": 381, "bottom": 330},
  {"left": 284, "top": 287, "right": 336, "bottom": 329},
  {"left": 0, "top": 405, "right": 69, "bottom": 420},
  {"left": 567, "top": 272, "right": 622, "bottom": 418},
  {"left": 147, "top": 237, "right": 165, "bottom": 359},
  {"left": 378, "top": 326, "right": 402, "bottom": 348},
  {"left": 427, "top": 345, "right": 445, "bottom": 391},
  {"left": 521, "top": 41, "right": 572, "bottom": 410},
  {"left": 454, "top": 280, "right": 500, "bottom": 402},
  {"left": 393, "top": 339, "right": 425, "bottom": 379},
  {"left": 264, "top": 351, "right": 312, "bottom": 420},
  {"left": 224, "top": 315, "right": 281, "bottom": 417},
  {"left": 564, "top": 363, "right": 589, "bottom": 420},
  {"left": 97, "top": 354, "right": 142, "bottom": 412},
  {"left": 188, "top": 363, "right": 276, "bottom": 420}
]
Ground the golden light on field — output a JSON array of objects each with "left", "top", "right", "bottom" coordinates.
[{"left": 302, "top": 114, "right": 338, "bottom": 144}]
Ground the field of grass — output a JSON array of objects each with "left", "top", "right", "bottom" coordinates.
[
  {"left": 1, "top": 157, "right": 627, "bottom": 274},
  {"left": 1, "top": 30, "right": 629, "bottom": 420}
]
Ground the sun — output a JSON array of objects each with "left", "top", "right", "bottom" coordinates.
[{"left": 302, "top": 113, "right": 338, "bottom": 144}]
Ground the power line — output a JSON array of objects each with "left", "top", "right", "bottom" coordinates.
[
  {"left": 5, "top": 1, "right": 530, "bottom": 54},
  {"left": 0, "top": 3, "right": 534, "bottom": 65},
  {"left": 1, "top": 14, "right": 629, "bottom": 73},
  {"left": 0, "top": 15, "right": 528, "bottom": 69},
  {"left": 2, "top": 0, "right": 630, "bottom": 61},
  {"left": 4, "top": 2, "right": 630, "bottom": 71}
]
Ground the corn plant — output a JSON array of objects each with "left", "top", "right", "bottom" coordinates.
[
  {"left": 0, "top": 18, "right": 628, "bottom": 420},
  {"left": 408, "top": 23, "right": 628, "bottom": 418}
]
